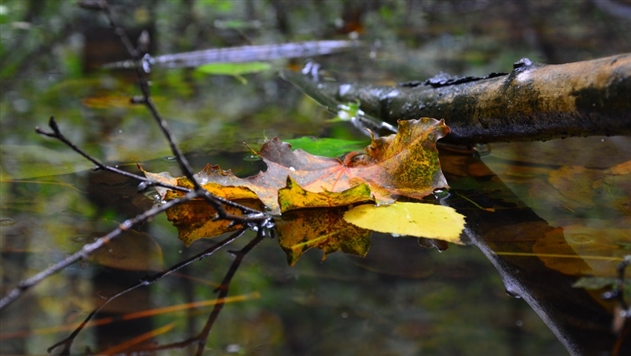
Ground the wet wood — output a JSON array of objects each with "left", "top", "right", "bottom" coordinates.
[{"left": 323, "top": 53, "right": 631, "bottom": 145}]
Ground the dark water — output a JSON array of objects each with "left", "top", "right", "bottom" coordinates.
[{"left": 1, "top": 1, "right": 630, "bottom": 355}]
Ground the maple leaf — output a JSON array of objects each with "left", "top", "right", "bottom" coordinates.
[
  {"left": 276, "top": 207, "right": 372, "bottom": 266},
  {"left": 164, "top": 198, "right": 263, "bottom": 246},
  {"left": 146, "top": 117, "right": 450, "bottom": 214}
]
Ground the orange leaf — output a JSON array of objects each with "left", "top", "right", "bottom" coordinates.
[
  {"left": 146, "top": 118, "right": 450, "bottom": 214},
  {"left": 166, "top": 199, "right": 264, "bottom": 246}
]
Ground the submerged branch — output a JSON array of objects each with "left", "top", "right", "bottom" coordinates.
[
  {"left": 47, "top": 229, "right": 247, "bottom": 355},
  {"left": 315, "top": 53, "right": 631, "bottom": 145},
  {"left": 140, "top": 229, "right": 268, "bottom": 354},
  {"left": 0, "top": 191, "right": 198, "bottom": 311}
]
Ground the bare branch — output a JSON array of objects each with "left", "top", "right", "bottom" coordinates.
[{"left": 34, "top": 116, "right": 264, "bottom": 218}]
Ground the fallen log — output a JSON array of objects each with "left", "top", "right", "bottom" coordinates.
[{"left": 304, "top": 53, "right": 631, "bottom": 145}]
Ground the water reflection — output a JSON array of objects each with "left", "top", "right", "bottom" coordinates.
[
  {"left": 3, "top": 141, "right": 629, "bottom": 354},
  {"left": 2, "top": 0, "right": 630, "bottom": 354}
]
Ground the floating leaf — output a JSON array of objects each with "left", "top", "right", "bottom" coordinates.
[
  {"left": 196, "top": 62, "right": 272, "bottom": 76},
  {"left": 147, "top": 118, "right": 450, "bottom": 214},
  {"left": 278, "top": 176, "right": 373, "bottom": 213},
  {"left": 343, "top": 202, "right": 466, "bottom": 243},
  {"left": 166, "top": 198, "right": 264, "bottom": 246},
  {"left": 284, "top": 137, "right": 369, "bottom": 157}
]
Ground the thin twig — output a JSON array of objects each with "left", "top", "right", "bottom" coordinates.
[
  {"left": 35, "top": 116, "right": 264, "bottom": 218},
  {"left": 92, "top": 0, "right": 230, "bottom": 214},
  {"left": 48, "top": 229, "right": 247, "bottom": 355},
  {"left": 35, "top": 116, "right": 187, "bottom": 193}
]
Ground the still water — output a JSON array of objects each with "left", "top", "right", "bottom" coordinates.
[{"left": 1, "top": 1, "right": 630, "bottom": 355}]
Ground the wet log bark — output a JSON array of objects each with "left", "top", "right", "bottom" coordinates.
[{"left": 320, "top": 53, "right": 631, "bottom": 145}]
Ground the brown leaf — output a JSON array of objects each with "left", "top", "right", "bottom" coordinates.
[{"left": 148, "top": 118, "right": 450, "bottom": 214}]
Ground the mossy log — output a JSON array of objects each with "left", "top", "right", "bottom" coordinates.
[{"left": 322, "top": 53, "right": 631, "bottom": 145}]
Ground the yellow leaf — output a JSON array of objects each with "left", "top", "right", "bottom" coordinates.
[
  {"left": 278, "top": 176, "right": 373, "bottom": 213},
  {"left": 343, "top": 202, "right": 466, "bottom": 243}
]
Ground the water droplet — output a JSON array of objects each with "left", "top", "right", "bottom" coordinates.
[
  {"left": 243, "top": 154, "right": 261, "bottom": 162},
  {"left": 505, "top": 289, "right": 521, "bottom": 299},
  {"left": 567, "top": 233, "right": 592, "bottom": 244},
  {"left": 433, "top": 189, "right": 450, "bottom": 199}
]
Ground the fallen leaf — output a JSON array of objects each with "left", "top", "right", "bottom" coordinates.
[
  {"left": 147, "top": 118, "right": 450, "bottom": 214},
  {"left": 283, "top": 136, "right": 369, "bottom": 157},
  {"left": 165, "top": 198, "right": 264, "bottom": 246},
  {"left": 277, "top": 176, "right": 373, "bottom": 213},
  {"left": 196, "top": 62, "right": 272, "bottom": 76},
  {"left": 276, "top": 207, "right": 371, "bottom": 266},
  {"left": 343, "top": 202, "right": 466, "bottom": 243}
]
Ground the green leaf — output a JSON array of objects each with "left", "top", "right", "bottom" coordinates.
[
  {"left": 284, "top": 137, "right": 369, "bottom": 158},
  {"left": 196, "top": 62, "right": 272, "bottom": 76},
  {"left": 343, "top": 202, "right": 466, "bottom": 243}
]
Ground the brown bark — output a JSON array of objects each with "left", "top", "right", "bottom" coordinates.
[{"left": 321, "top": 53, "right": 631, "bottom": 145}]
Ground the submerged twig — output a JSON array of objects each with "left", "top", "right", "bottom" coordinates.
[
  {"left": 144, "top": 228, "right": 269, "bottom": 354},
  {"left": 48, "top": 229, "right": 247, "bottom": 355},
  {"left": 0, "top": 191, "right": 197, "bottom": 311}
]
